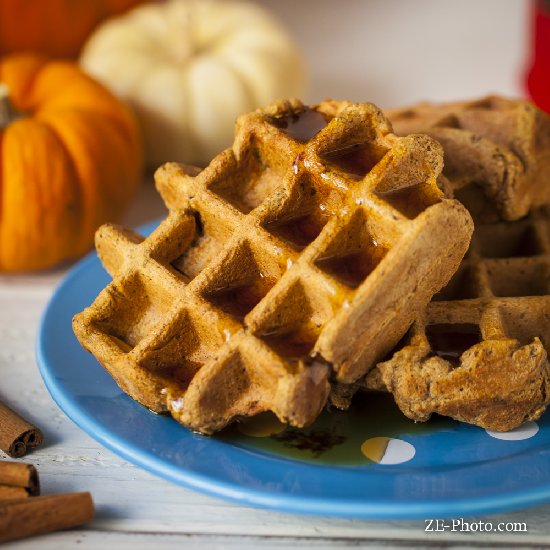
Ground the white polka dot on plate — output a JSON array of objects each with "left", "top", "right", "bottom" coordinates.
[
  {"left": 361, "top": 437, "right": 416, "bottom": 464},
  {"left": 486, "top": 421, "right": 539, "bottom": 441}
]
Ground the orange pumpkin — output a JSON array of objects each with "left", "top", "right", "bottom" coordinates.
[
  {"left": 0, "top": 0, "right": 145, "bottom": 58},
  {"left": 0, "top": 54, "right": 143, "bottom": 272}
]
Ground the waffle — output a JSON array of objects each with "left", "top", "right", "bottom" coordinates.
[
  {"left": 73, "top": 99, "right": 473, "bottom": 435},
  {"left": 386, "top": 96, "right": 550, "bottom": 222},
  {"left": 364, "top": 205, "right": 550, "bottom": 431}
]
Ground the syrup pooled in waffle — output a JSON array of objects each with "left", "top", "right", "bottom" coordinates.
[
  {"left": 365, "top": 205, "right": 550, "bottom": 431},
  {"left": 386, "top": 96, "right": 550, "bottom": 222},
  {"left": 73, "top": 99, "right": 473, "bottom": 435}
]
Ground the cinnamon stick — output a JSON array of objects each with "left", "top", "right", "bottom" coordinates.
[
  {"left": 0, "top": 486, "right": 29, "bottom": 500},
  {"left": 0, "top": 402, "right": 43, "bottom": 457},
  {"left": 0, "top": 492, "right": 94, "bottom": 543},
  {"left": 0, "top": 462, "right": 39, "bottom": 496}
]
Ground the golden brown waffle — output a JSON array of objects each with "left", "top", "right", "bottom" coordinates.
[
  {"left": 365, "top": 205, "right": 550, "bottom": 431},
  {"left": 73, "top": 99, "right": 473, "bottom": 435},
  {"left": 386, "top": 96, "right": 550, "bottom": 222}
]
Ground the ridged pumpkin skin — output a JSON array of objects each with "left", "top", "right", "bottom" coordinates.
[
  {"left": 0, "top": 54, "right": 142, "bottom": 272},
  {"left": 81, "top": 0, "right": 305, "bottom": 167},
  {"left": 0, "top": 0, "right": 145, "bottom": 58}
]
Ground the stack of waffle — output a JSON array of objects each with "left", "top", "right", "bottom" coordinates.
[
  {"left": 363, "top": 97, "right": 550, "bottom": 431},
  {"left": 73, "top": 96, "right": 550, "bottom": 434}
]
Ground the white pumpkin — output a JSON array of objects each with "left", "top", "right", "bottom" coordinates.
[{"left": 80, "top": 0, "right": 305, "bottom": 167}]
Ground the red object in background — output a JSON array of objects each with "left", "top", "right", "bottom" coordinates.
[{"left": 526, "top": 0, "right": 550, "bottom": 113}]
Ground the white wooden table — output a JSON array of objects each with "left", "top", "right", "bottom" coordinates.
[{"left": 3, "top": 1, "right": 547, "bottom": 547}]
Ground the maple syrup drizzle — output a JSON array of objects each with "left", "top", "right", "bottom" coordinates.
[
  {"left": 376, "top": 183, "right": 439, "bottom": 220},
  {"left": 271, "top": 428, "right": 346, "bottom": 457},
  {"left": 265, "top": 212, "right": 328, "bottom": 250},
  {"left": 360, "top": 436, "right": 390, "bottom": 463},
  {"left": 260, "top": 323, "right": 319, "bottom": 360},
  {"left": 207, "top": 275, "right": 276, "bottom": 321},
  {"left": 217, "top": 391, "right": 452, "bottom": 465},
  {"left": 376, "top": 183, "right": 440, "bottom": 219},
  {"left": 426, "top": 323, "right": 482, "bottom": 367},
  {"left": 323, "top": 144, "right": 380, "bottom": 179},
  {"left": 237, "top": 412, "right": 287, "bottom": 437},
  {"left": 316, "top": 241, "right": 388, "bottom": 288},
  {"left": 270, "top": 109, "right": 330, "bottom": 143}
]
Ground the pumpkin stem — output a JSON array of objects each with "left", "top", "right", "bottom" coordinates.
[{"left": 0, "top": 84, "right": 20, "bottom": 129}]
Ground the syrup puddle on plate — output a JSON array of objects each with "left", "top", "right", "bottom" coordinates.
[{"left": 217, "top": 392, "right": 454, "bottom": 465}]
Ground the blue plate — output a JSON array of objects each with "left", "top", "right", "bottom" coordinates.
[{"left": 37, "top": 220, "right": 550, "bottom": 519}]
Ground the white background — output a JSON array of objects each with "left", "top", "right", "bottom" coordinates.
[{"left": 260, "top": 0, "right": 530, "bottom": 106}]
